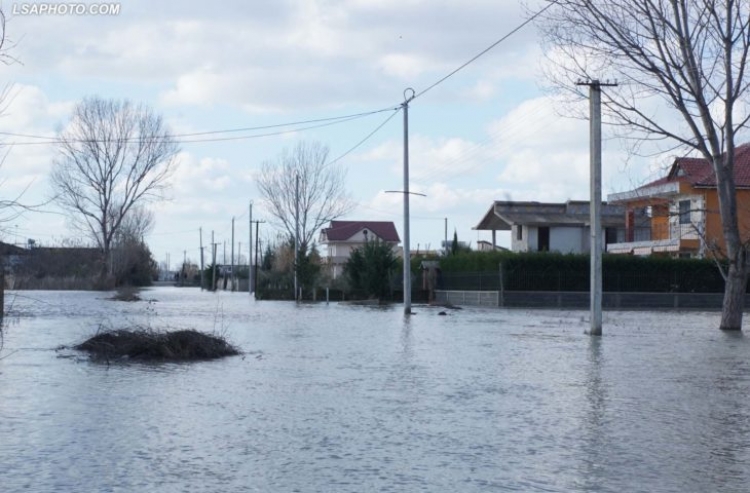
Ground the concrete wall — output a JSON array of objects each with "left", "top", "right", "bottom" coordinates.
[
  {"left": 435, "top": 289, "right": 746, "bottom": 310},
  {"left": 512, "top": 225, "right": 602, "bottom": 254},
  {"left": 436, "top": 290, "right": 499, "bottom": 307},
  {"left": 511, "top": 225, "right": 527, "bottom": 252}
]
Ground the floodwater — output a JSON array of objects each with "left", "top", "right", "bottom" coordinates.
[{"left": 1, "top": 288, "right": 749, "bottom": 492}]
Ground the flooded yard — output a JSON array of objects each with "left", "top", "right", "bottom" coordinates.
[{"left": 1, "top": 287, "right": 749, "bottom": 492}]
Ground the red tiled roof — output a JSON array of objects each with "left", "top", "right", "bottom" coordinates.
[
  {"left": 322, "top": 221, "right": 400, "bottom": 242},
  {"left": 640, "top": 143, "right": 750, "bottom": 189}
]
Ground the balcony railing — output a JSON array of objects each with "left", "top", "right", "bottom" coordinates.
[{"left": 624, "top": 221, "right": 700, "bottom": 242}]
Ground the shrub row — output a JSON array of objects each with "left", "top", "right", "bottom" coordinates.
[{"left": 439, "top": 251, "right": 728, "bottom": 293}]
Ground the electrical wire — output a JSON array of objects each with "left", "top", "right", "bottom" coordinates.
[
  {"left": 2, "top": 110, "right": 395, "bottom": 146},
  {"left": 324, "top": 107, "right": 402, "bottom": 168},
  {"left": 413, "top": 0, "right": 559, "bottom": 101}
]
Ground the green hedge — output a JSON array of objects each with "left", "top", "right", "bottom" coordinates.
[{"left": 439, "top": 251, "right": 729, "bottom": 293}]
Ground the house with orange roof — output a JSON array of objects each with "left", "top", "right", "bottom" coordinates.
[
  {"left": 319, "top": 220, "right": 401, "bottom": 279},
  {"left": 606, "top": 144, "right": 750, "bottom": 258}
]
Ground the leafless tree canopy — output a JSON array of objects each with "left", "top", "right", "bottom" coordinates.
[
  {"left": 51, "top": 97, "right": 178, "bottom": 276},
  {"left": 0, "top": 8, "right": 31, "bottom": 240},
  {"left": 257, "top": 141, "right": 354, "bottom": 248},
  {"left": 536, "top": 0, "right": 750, "bottom": 329},
  {"left": 538, "top": 0, "right": 750, "bottom": 152},
  {"left": 119, "top": 205, "right": 155, "bottom": 240}
]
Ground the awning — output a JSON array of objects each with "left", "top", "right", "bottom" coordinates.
[{"left": 653, "top": 244, "right": 680, "bottom": 253}]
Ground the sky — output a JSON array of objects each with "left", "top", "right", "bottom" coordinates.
[{"left": 0, "top": 0, "right": 666, "bottom": 270}]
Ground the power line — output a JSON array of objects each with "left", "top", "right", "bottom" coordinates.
[
  {"left": 413, "top": 0, "right": 559, "bottom": 101},
  {"left": 325, "top": 107, "right": 401, "bottom": 168},
  {"left": 0, "top": 106, "right": 401, "bottom": 147}
]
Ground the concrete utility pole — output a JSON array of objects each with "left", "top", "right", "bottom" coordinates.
[
  {"left": 231, "top": 217, "right": 235, "bottom": 292},
  {"left": 212, "top": 230, "right": 217, "bottom": 292},
  {"left": 199, "top": 227, "right": 205, "bottom": 291},
  {"left": 255, "top": 221, "right": 260, "bottom": 295},
  {"left": 577, "top": 79, "right": 617, "bottom": 336},
  {"left": 294, "top": 173, "right": 300, "bottom": 302},
  {"left": 198, "top": 228, "right": 206, "bottom": 291},
  {"left": 252, "top": 220, "right": 265, "bottom": 295},
  {"left": 253, "top": 200, "right": 255, "bottom": 296},
  {"left": 444, "top": 218, "right": 448, "bottom": 256},
  {"left": 402, "top": 88, "right": 415, "bottom": 315}
]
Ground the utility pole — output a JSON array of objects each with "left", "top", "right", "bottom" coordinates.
[
  {"left": 251, "top": 220, "right": 265, "bottom": 295},
  {"left": 255, "top": 221, "right": 260, "bottom": 295},
  {"left": 444, "top": 217, "right": 448, "bottom": 256},
  {"left": 385, "top": 89, "right": 424, "bottom": 314},
  {"left": 294, "top": 173, "right": 300, "bottom": 302},
  {"left": 182, "top": 250, "right": 187, "bottom": 286},
  {"left": 402, "top": 88, "right": 415, "bottom": 315},
  {"left": 231, "top": 217, "right": 235, "bottom": 292},
  {"left": 253, "top": 200, "right": 255, "bottom": 296},
  {"left": 199, "top": 227, "right": 205, "bottom": 291},
  {"left": 212, "top": 230, "right": 217, "bottom": 292},
  {"left": 577, "top": 79, "right": 617, "bottom": 336}
]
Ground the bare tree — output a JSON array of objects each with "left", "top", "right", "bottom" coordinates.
[
  {"left": 118, "top": 205, "right": 155, "bottom": 240},
  {"left": 0, "top": 8, "right": 21, "bottom": 232},
  {"left": 537, "top": 0, "right": 750, "bottom": 330},
  {"left": 257, "top": 141, "right": 354, "bottom": 249},
  {"left": 51, "top": 97, "right": 178, "bottom": 285}
]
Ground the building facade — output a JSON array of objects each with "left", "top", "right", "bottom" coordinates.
[
  {"left": 319, "top": 220, "right": 400, "bottom": 279},
  {"left": 606, "top": 144, "right": 750, "bottom": 258},
  {"left": 474, "top": 200, "right": 625, "bottom": 254}
]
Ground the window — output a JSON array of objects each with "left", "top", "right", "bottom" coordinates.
[
  {"left": 679, "top": 200, "right": 691, "bottom": 224},
  {"left": 516, "top": 225, "right": 523, "bottom": 241}
]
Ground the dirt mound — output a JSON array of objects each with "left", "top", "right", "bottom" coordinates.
[{"left": 75, "top": 328, "right": 240, "bottom": 362}]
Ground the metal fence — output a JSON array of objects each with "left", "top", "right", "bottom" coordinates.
[{"left": 441, "top": 266, "right": 728, "bottom": 294}]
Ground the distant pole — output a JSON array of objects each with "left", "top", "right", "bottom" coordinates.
[
  {"left": 182, "top": 250, "right": 187, "bottom": 286},
  {"left": 254, "top": 220, "right": 260, "bottom": 295},
  {"left": 253, "top": 200, "right": 255, "bottom": 296},
  {"left": 212, "top": 230, "right": 217, "bottom": 292},
  {"left": 402, "top": 88, "right": 415, "bottom": 315},
  {"left": 294, "top": 173, "right": 300, "bottom": 302},
  {"left": 231, "top": 217, "right": 235, "bottom": 292},
  {"left": 199, "top": 227, "right": 205, "bottom": 291},
  {"left": 577, "top": 79, "right": 616, "bottom": 336},
  {"left": 444, "top": 217, "right": 448, "bottom": 256},
  {"left": 223, "top": 240, "right": 226, "bottom": 266}
]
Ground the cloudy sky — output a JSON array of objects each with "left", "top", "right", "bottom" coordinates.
[{"left": 0, "top": 0, "right": 662, "bottom": 268}]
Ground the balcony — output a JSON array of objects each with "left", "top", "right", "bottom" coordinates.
[
  {"left": 608, "top": 181, "right": 681, "bottom": 203},
  {"left": 607, "top": 221, "right": 701, "bottom": 255}
]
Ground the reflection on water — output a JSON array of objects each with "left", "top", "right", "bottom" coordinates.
[{"left": 1, "top": 288, "right": 749, "bottom": 492}]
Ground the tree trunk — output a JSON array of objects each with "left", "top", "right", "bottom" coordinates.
[
  {"left": 720, "top": 260, "right": 747, "bottom": 331},
  {"left": 713, "top": 152, "right": 746, "bottom": 331}
]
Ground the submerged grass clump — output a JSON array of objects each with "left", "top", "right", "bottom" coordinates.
[
  {"left": 108, "top": 287, "right": 142, "bottom": 302},
  {"left": 74, "top": 327, "right": 240, "bottom": 362}
]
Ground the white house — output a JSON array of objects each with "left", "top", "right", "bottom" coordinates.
[
  {"left": 319, "top": 220, "right": 401, "bottom": 279},
  {"left": 473, "top": 200, "right": 626, "bottom": 254}
]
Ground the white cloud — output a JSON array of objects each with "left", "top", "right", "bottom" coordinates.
[
  {"left": 169, "top": 154, "right": 232, "bottom": 194},
  {"left": 10, "top": 0, "right": 543, "bottom": 113}
]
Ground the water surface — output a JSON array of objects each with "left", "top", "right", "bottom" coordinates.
[{"left": 1, "top": 287, "right": 749, "bottom": 492}]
